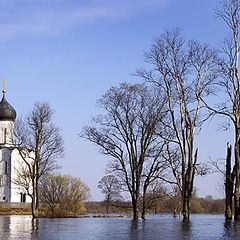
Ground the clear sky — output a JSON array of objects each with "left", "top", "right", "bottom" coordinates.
[{"left": 0, "top": 0, "right": 232, "bottom": 200}]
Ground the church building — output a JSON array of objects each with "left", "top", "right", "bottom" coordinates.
[{"left": 0, "top": 86, "right": 31, "bottom": 203}]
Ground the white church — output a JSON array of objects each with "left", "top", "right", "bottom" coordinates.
[{"left": 0, "top": 86, "right": 31, "bottom": 203}]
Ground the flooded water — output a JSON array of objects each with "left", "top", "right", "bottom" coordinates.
[{"left": 0, "top": 214, "right": 239, "bottom": 239}]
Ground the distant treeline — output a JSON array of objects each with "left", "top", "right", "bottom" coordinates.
[{"left": 85, "top": 197, "right": 224, "bottom": 215}]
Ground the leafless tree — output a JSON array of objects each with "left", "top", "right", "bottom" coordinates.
[
  {"left": 13, "top": 102, "right": 64, "bottom": 218},
  {"left": 98, "top": 175, "right": 122, "bottom": 214},
  {"left": 208, "top": 143, "right": 234, "bottom": 219},
  {"left": 199, "top": 0, "right": 240, "bottom": 220},
  {"left": 81, "top": 83, "right": 167, "bottom": 220},
  {"left": 140, "top": 180, "right": 167, "bottom": 216},
  {"left": 137, "top": 29, "right": 218, "bottom": 221}
]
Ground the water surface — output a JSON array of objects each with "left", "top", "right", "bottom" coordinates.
[{"left": 0, "top": 214, "right": 239, "bottom": 240}]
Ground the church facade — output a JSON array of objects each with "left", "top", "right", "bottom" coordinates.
[{"left": 0, "top": 88, "right": 31, "bottom": 203}]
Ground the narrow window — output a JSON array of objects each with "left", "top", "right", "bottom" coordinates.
[
  {"left": 3, "top": 128, "right": 6, "bottom": 143},
  {"left": 20, "top": 193, "right": 26, "bottom": 203},
  {"left": 1, "top": 129, "right": 4, "bottom": 143},
  {"left": 23, "top": 193, "right": 26, "bottom": 203},
  {"left": 4, "top": 162, "right": 7, "bottom": 174}
]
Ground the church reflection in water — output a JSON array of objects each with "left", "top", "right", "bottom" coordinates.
[{"left": 0, "top": 216, "right": 38, "bottom": 239}]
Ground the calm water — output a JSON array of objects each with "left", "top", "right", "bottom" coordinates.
[{"left": 0, "top": 214, "right": 239, "bottom": 240}]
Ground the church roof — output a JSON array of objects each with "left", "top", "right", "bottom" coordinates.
[{"left": 0, "top": 93, "right": 16, "bottom": 121}]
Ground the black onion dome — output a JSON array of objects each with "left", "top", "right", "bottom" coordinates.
[{"left": 0, "top": 94, "right": 16, "bottom": 121}]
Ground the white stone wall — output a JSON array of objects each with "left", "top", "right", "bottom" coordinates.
[
  {"left": 0, "top": 120, "right": 33, "bottom": 203},
  {"left": 0, "top": 148, "right": 12, "bottom": 202},
  {"left": 10, "top": 149, "right": 32, "bottom": 203}
]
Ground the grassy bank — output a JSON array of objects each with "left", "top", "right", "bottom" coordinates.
[{"left": 0, "top": 197, "right": 225, "bottom": 217}]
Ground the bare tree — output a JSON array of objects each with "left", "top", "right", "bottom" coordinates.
[
  {"left": 217, "top": 0, "right": 240, "bottom": 221},
  {"left": 13, "top": 102, "right": 64, "bottom": 218},
  {"left": 199, "top": 0, "right": 240, "bottom": 221},
  {"left": 140, "top": 180, "right": 167, "bottom": 216},
  {"left": 39, "top": 174, "right": 90, "bottom": 215},
  {"left": 208, "top": 143, "right": 234, "bottom": 219},
  {"left": 98, "top": 175, "right": 122, "bottom": 214},
  {"left": 81, "top": 83, "right": 167, "bottom": 220},
  {"left": 137, "top": 29, "right": 218, "bottom": 221}
]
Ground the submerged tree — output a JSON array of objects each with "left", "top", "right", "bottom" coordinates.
[
  {"left": 216, "top": 0, "right": 240, "bottom": 221},
  {"left": 81, "top": 83, "right": 167, "bottom": 220},
  {"left": 13, "top": 102, "right": 64, "bottom": 218},
  {"left": 200, "top": 0, "right": 240, "bottom": 221},
  {"left": 137, "top": 29, "right": 218, "bottom": 221}
]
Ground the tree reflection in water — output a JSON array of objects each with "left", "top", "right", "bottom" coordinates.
[
  {"left": 222, "top": 220, "right": 240, "bottom": 239},
  {"left": 130, "top": 220, "right": 141, "bottom": 239},
  {"left": 31, "top": 218, "right": 38, "bottom": 237},
  {"left": 181, "top": 220, "right": 192, "bottom": 238},
  {"left": 0, "top": 214, "right": 239, "bottom": 239}
]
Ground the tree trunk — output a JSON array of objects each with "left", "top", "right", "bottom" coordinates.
[
  {"left": 234, "top": 136, "right": 240, "bottom": 221},
  {"left": 182, "top": 147, "right": 197, "bottom": 222},
  {"left": 225, "top": 143, "right": 233, "bottom": 220},
  {"left": 31, "top": 174, "right": 36, "bottom": 219},
  {"left": 182, "top": 165, "right": 192, "bottom": 222},
  {"left": 141, "top": 187, "right": 147, "bottom": 219},
  {"left": 106, "top": 196, "right": 110, "bottom": 214},
  {"left": 35, "top": 157, "right": 40, "bottom": 218},
  {"left": 35, "top": 178, "right": 39, "bottom": 218},
  {"left": 154, "top": 194, "right": 157, "bottom": 214},
  {"left": 31, "top": 197, "right": 36, "bottom": 219},
  {"left": 182, "top": 186, "right": 190, "bottom": 221},
  {"left": 31, "top": 164, "right": 38, "bottom": 219},
  {"left": 132, "top": 196, "right": 139, "bottom": 220},
  {"left": 31, "top": 194, "right": 38, "bottom": 219}
]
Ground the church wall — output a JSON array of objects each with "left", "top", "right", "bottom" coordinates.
[
  {"left": 0, "top": 92, "right": 33, "bottom": 204},
  {"left": 0, "top": 148, "right": 12, "bottom": 202},
  {"left": 0, "top": 121, "right": 14, "bottom": 145},
  {"left": 10, "top": 149, "right": 32, "bottom": 203}
]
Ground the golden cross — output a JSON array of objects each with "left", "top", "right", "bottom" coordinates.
[{"left": 2, "top": 79, "right": 6, "bottom": 94}]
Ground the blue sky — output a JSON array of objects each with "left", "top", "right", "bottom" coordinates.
[{"left": 0, "top": 0, "right": 231, "bottom": 200}]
